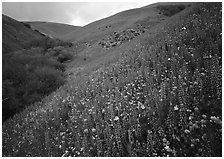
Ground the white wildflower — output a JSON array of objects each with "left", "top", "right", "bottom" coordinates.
[
  {"left": 174, "top": 105, "right": 179, "bottom": 111},
  {"left": 163, "top": 138, "right": 168, "bottom": 143},
  {"left": 138, "top": 101, "right": 145, "bottom": 109},
  {"left": 83, "top": 118, "right": 88, "bottom": 122},
  {"left": 194, "top": 107, "right": 199, "bottom": 112},
  {"left": 84, "top": 129, "right": 88, "bottom": 133},
  {"left": 114, "top": 116, "right": 119, "bottom": 121},
  {"left": 92, "top": 128, "right": 96, "bottom": 133}
]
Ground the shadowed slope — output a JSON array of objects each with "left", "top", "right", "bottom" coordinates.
[
  {"left": 26, "top": 21, "right": 81, "bottom": 39},
  {"left": 2, "top": 14, "right": 45, "bottom": 54}
]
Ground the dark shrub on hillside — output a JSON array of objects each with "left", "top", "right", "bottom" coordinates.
[
  {"left": 30, "top": 66, "right": 65, "bottom": 95},
  {"left": 21, "top": 22, "right": 31, "bottom": 29},
  {"left": 34, "top": 29, "right": 46, "bottom": 36},
  {"left": 47, "top": 46, "right": 64, "bottom": 56},
  {"left": 157, "top": 5, "right": 186, "bottom": 16},
  {"left": 57, "top": 50, "right": 73, "bottom": 63},
  {"left": 46, "top": 46, "right": 74, "bottom": 63},
  {"left": 2, "top": 49, "right": 65, "bottom": 122},
  {"left": 23, "top": 37, "right": 73, "bottom": 51}
]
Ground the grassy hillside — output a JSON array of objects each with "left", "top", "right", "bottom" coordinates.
[
  {"left": 2, "top": 15, "right": 74, "bottom": 54},
  {"left": 2, "top": 15, "right": 44, "bottom": 53},
  {"left": 26, "top": 21, "right": 80, "bottom": 40},
  {"left": 2, "top": 2, "right": 221, "bottom": 157},
  {"left": 62, "top": 3, "right": 191, "bottom": 44}
]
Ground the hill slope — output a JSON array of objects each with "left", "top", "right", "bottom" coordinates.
[
  {"left": 26, "top": 21, "right": 80, "bottom": 39},
  {"left": 2, "top": 15, "right": 75, "bottom": 122},
  {"left": 2, "top": 2, "right": 222, "bottom": 157},
  {"left": 2, "top": 15, "right": 45, "bottom": 54},
  {"left": 62, "top": 2, "right": 191, "bottom": 44}
]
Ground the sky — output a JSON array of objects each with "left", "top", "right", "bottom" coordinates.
[{"left": 2, "top": 1, "right": 155, "bottom": 26}]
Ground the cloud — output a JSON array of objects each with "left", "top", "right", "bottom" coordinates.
[
  {"left": 137, "top": 0, "right": 157, "bottom": 8},
  {"left": 2, "top": 2, "right": 153, "bottom": 26},
  {"left": 68, "top": 2, "right": 139, "bottom": 26}
]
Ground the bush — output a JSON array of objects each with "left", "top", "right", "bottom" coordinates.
[
  {"left": 46, "top": 46, "right": 74, "bottom": 63},
  {"left": 23, "top": 37, "right": 73, "bottom": 51},
  {"left": 46, "top": 46, "right": 64, "bottom": 56},
  {"left": 31, "top": 66, "right": 65, "bottom": 95},
  {"left": 21, "top": 22, "right": 31, "bottom": 29},
  {"left": 157, "top": 5, "right": 186, "bottom": 16},
  {"left": 2, "top": 48, "right": 66, "bottom": 121},
  {"left": 57, "top": 50, "right": 73, "bottom": 63}
]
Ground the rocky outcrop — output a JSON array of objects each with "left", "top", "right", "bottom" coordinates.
[{"left": 99, "top": 27, "right": 146, "bottom": 49}]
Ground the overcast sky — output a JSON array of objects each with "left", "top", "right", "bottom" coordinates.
[{"left": 2, "top": 1, "right": 155, "bottom": 26}]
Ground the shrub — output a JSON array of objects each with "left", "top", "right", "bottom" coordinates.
[
  {"left": 23, "top": 37, "right": 73, "bottom": 51},
  {"left": 32, "top": 66, "right": 65, "bottom": 94},
  {"left": 22, "top": 22, "right": 31, "bottom": 29},
  {"left": 2, "top": 48, "right": 66, "bottom": 121},
  {"left": 57, "top": 50, "right": 73, "bottom": 63},
  {"left": 157, "top": 5, "right": 186, "bottom": 16},
  {"left": 47, "top": 46, "right": 64, "bottom": 56}
]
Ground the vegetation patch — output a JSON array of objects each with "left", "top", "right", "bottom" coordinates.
[
  {"left": 2, "top": 48, "right": 66, "bottom": 121},
  {"left": 2, "top": 38, "right": 74, "bottom": 121},
  {"left": 157, "top": 4, "right": 186, "bottom": 16},
  {"left": 24, "top": 36, "right": 73, "bottom": 51},
  {"left": 47, "top": 46, "right": 74, "bottom": 63}
]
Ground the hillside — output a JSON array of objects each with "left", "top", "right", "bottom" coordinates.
[
  {"left": 26, "top": 21, "right": 80, "bottom": 40},
  {"left": 2, "top": 15, "right": 45, "bottom": 54},
  {"left": 62, "top": 2, "right": 191, "bottom": 44},
  {"left": 2, "top": 2, "right": 222, "bottom": 157},
  {"left": 63, "top": 2, "right": 191, "bottom": 77},
  {"left": 2, "top": 15, "right": 75, "bottom": 122}
]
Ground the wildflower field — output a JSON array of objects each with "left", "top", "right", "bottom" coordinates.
[{"left": 2, "top": 2, "right": 222, "bottom": 157}]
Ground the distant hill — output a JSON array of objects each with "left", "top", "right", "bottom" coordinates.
[
  {"left": 26, "top": 21, "right": 81, "bottom": 40},
  {"left": 2, "top": 14, "right": 45, "bottom": 54},
  {"left": 62, "top": 2, "right": 191, "bottom": 44}
]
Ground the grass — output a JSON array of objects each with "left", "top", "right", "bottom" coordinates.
[{"left": 2, "top": 3, "right": 222, "bottom": 157}]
